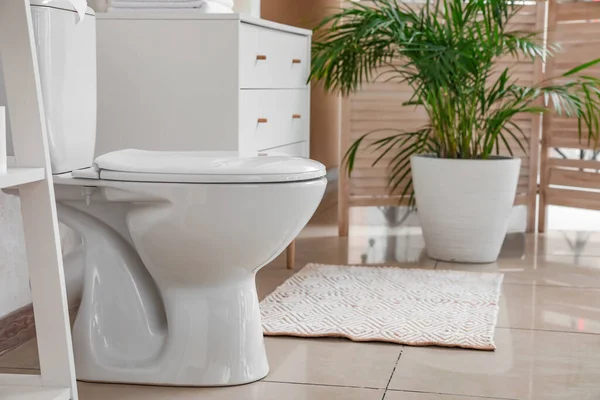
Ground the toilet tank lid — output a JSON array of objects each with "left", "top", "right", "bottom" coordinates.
[
  {"left": 90, "top": 149, "right": 327, "bottom": 183},
  {"left": 30, "top": 0, "right": 96, "bottom": 16}
]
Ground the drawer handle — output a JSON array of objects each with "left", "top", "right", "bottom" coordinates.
[
  {"left": 256, "top": 55, "right": 267, "bottom": 61},
  {"left": 292, "top": 59, "right": 302, "bottom": 64},
  {"left": 292, "top": 114, "right": 302, "bottom": 119},
  {"left": 257, "top": 118, "right": 268, "bottom": 124}
]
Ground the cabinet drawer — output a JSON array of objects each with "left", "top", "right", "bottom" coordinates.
[
  {"left": 240, "top": 89, "right": 309, "bottom": 151},
  {"left": 239, "top": 23, "right": 310, "bottom": 89}
]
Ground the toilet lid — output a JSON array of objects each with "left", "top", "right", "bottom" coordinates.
[{"left": 81, "top": 149, "right": 327, "bottom": 183}]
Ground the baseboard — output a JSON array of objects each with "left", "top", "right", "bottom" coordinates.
[
  {"left": 0, "top": 302, "right": 79, "bottom": 357},
  {"left": 0, "top": 304, "right": 35, "bottom": 357}
]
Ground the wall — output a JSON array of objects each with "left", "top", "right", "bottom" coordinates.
[
  {"left": 0, "top": 1, "right": 341, "bottom": 319},
  {"left": 0, "top": 56, "right": 81, "bottom": 319},
  {"left": 0, "top": 191, "right": 83, "bottom": 319},
  {"left": 0, "top": 53, "right": 31, "bottom": 319},
  {"left": 261, "top": 0, "right": 341, "bottom": 169},
  {"left": 0, "top": 194, "right": 31, "bottom": 318}
]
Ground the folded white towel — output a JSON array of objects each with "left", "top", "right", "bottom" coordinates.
[
  {"left": 111, "top": 0, "right": 202, "bottom": 3},
  {"left": 212, "top": 0, "right": 233, "bottom": 8},
  {"left": 110, "top": 0, "right": 206, "bottom": 8},
  {"left": 109, "top": 0, "right": 234, "bottom": 11},
  {"left": 199, "top": 0, "right": 233, "bottom": 12},
  {"left": 110, "top": 0, "right": 233, "bottom": 10},
  {"left": 115, "top": 0, "right": 197, "bottom": 1}
]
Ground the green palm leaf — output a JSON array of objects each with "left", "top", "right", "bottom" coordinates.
[{"left": 311, "top": 0, "right": 600, "bottom": 205}]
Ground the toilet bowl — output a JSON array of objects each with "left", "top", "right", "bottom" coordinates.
[
  {"left": 21, "top": 0, "right": 327, "bottom": 387},
  {"left": 55, "top": 150, "right": 326, "bottom": 385}
]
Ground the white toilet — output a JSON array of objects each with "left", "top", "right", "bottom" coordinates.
[{"left": 29, "top": 1, "right": 326, "bottom": 386}]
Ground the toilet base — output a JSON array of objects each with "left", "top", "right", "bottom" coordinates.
[
  {"left": 58, "top": 177, "right": 328, "bottom": 387},
  {"left": 73, "top": 263, "right": 270, "bottom": 386},
  {"left": 75, "top": 372, "right": 270, "bottom": 388}
]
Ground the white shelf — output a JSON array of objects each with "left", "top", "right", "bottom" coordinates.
[
  {"left": 0, "top": 167, "right": 45, "bottom": 189},
  {"left": 0, "top": 385, "right": 70, "bottom": 400},
  {"left": 0, "top": 0, "right": 78, "bottom": 397}
]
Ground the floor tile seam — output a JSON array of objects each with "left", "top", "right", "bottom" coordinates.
[
  {"left": 495, "top": 325, "right": 600, "bottom": 336},
  {"left": 500, "top": 282, "right": 600, "bottom": 290},
  {"left": 384, "top": 388, "right": 519, "bottom": 400},
  {"left": 261, "top": 379, "right": 383, "bottom": 391},
  {"left": 384, "top": 347, "right": 403, "bottom": 391},
  {"left": 536, "top": 253, "right": 600, "bottom": 258}
]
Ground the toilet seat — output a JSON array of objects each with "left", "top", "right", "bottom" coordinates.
[{"left": 72, "top": 149, "right": 326, "bottom": 183}]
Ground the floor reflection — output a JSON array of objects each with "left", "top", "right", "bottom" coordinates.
[
  {"left": 345, "top": 206, "right": 528, "bottom": 264},
  {"left": 345, "top": 204, "right": 600, "bottom": 261}
]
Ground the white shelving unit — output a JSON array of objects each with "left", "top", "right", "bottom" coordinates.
[
  {"left": 0, "top": 0, "right": 79, "bottom": 399},
  {"left": 0, "top": 168, "right": 45, "bottom": 189}
]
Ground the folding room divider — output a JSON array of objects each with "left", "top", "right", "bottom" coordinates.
[
  {"left": 538, "top": 0, "right": 600, "bottom": 232},
  {"left": 338, "top": 0, "right": 600, "bottom": 235}
]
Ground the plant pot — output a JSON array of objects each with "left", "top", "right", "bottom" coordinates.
[{"left": 410, "top": 154, "right": 521, "bottom": 263}]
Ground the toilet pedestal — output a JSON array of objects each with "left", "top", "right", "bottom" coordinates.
[
  {"left": 74, "top": 274, "right": 269, "bottom": 386},
  {"left": 57, "top": 177, "right": 326, "bottom": 387},
  {"left": 156, "top": 281, "right": 269, "bottom": 385}
]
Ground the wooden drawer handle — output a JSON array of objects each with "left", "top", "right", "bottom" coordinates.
[
  {"left": 292, "top": 59, "right": 302, "bottom": 64},
  {"left": 256, "top": 55, "right": 267, "bottom": 61},
  {"left": 257, "top": 118, "right": 268, "bottom": 123},
  {"left": 292, "top": 114, "right": 302, "bottom": 119}
]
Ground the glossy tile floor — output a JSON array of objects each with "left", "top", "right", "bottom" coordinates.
[{"left": 2, "top": 187, "right": 600, "bottom": 399}]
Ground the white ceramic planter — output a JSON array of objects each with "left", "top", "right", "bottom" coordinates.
[{"left": 410, "top": 154, "right": 521, "bottom": 263}]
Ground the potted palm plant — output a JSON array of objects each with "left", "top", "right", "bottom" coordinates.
[{"left": 311, "top": 0, "right": 600, "bottom": 263}]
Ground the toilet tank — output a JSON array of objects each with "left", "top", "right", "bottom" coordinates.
[{"left": 28, "top": 1, "right": 97, "bottom": 173}]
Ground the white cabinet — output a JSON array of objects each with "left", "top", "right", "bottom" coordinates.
[
  {"left": 95, "top": 13, "right": 311, "bottom": 159},
  {"left": 239, "top": 23, "right": 310, "bottom": 89},
  {"left": 239, "top": 89, "right": 309, "bottom": 151}
]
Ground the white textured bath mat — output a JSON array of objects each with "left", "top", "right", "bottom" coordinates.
[{"left": 260, "top": 263, "right": 504, "bottom": 350}]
